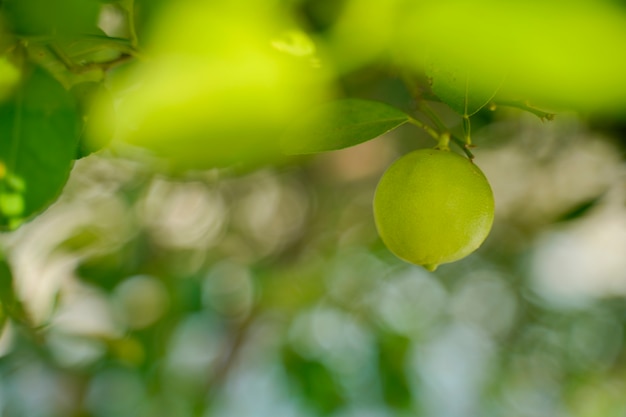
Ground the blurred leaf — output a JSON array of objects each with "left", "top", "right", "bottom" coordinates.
[
  {"left": 76, "top": 250, "right": 134, "bottom": 291},
  {"left": 71, "top": 82, "right": 115, "bottom": 158},
  {"left": 377, "top": 333, "right": 412, "bottom": 409},
  {"left": 134, "top": 0, "right": 171, "bottom": 43},
  {"left": 3, "top": 0, "right": 101, "bottom": 36},
  {"left": 427, "top": 58, "right": 503, "bottom": 117},
  {"left": 172, "top": 279, "right": 203, "bottom": 314},
  {"left": 57, "top": 226, "right": 102, "bottom": 252},
  {"left": 0, "top": 257, "right": 16, "bottom": 308},
  {"left": 399, "top": 0, "right": 626, "bottom": 114},
  {"left": 90, "top": 0, "right": 332, "bottom": 171},
  {"left": 554, "top": 196, "right": 603, "bottom": 223},
  {"left": 327, "top": 0, "right": 401, "bottom": 72},
  {"left": 281, "top": 347, "right": 344, "bottom": 414},
  {"left": 259, "top": 264, "right": 326, "bottom": 314},
  {"left": 282, "top": 99, "right": 409, "bottom": 155},
  {"left": 0, "top": 56, "right": 21, "bottom": 103},
  {"left": 26, "top": 43, "right": 105, "bottom": 89},
  {"left": 0, "top": 66, "right": 80, "bottom": 229},
  {"left": 0, "top": 256, "right": 30, "bottom": 324},
  {"left": 59, "top": 33, "right": 129, "bottom": 65}
]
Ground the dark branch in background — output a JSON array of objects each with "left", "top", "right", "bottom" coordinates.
[{"left": 205, "top": 310, "right": 257, "bottom": 397}]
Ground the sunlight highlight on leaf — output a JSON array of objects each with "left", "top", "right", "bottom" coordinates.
[{"left": 0, "top": 57, "right": 21, "bottom": 103}]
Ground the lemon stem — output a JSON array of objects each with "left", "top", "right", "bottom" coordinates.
[
  {"left": 407, "top": 117, "right": 474, "bottom": 160},
  {"left": 416, "top": 103, "right": 474, "bottom": 160},
  {"left": 463, "top": 115, "right": 471, "bottom": 146},
  {"left": 436, "top": 132, "right": 450, "bottom": 151}
]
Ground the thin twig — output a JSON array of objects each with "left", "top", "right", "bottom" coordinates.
[
  {"left": 407, "top": 117, "right": 440, "bottom": 141},
  {"left": 492, "top": 100, "right": 555, "bottom": 121}
]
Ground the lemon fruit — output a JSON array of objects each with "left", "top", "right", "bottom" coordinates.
[{"left": 373, "top": 148, "right": 494, "bottom": 271}]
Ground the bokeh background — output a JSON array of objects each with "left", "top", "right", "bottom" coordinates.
[{"left": 2, "top": 1, "right": 626, "bottom": 416}]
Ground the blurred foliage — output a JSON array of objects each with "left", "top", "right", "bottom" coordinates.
[
  {"left": 0, "top": 66, "right": 79, "bottom": 229},
  {"left": 0, "top": 1, "right": 626, "bottom": 417}
]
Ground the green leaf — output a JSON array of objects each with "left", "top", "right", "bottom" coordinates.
[
  {"left": 0, "top": 256, "right": 30, "bottom": 324},
  {"left": 0, "top": 56, "right": 21, "bottom": 103},
  {"left": 0, "top": 66, "right": 80, "bottom": 229},
  {"left": 281, "top": 99, "right": 410, "bottom": 155},
  {"left": 71, "top": 81, "right": 114, "bottom": 158},
  {"left": 281, "top": 346, "right": 344, "bottom": 414},
  {"left": 0, "top": 257, "right": 16, "bottom": 308},
  {"left": 377, "top": 332, "right": 412, "bottom": 409},
  {"left": 3, "top": 0, "right": 101, "bottom": 37},
  {"left": 555, "top": 195, "right": 603, "bottom": 223},
  {"left": 427, "top": 58, "right": 503, "bottom": 117},
  {"left": 26, "top": 43, "right": 105, "bottom": 89}
]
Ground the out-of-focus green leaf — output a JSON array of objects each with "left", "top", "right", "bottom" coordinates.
[
  {"left": 2, "top": 0, "right": 101, "bottom": 37},
  {"left": 76, "top": 250, "right": 135, "bottom": 292},
  {"left": 0, "top": 56, "right": 21, "bottom": 103},
  {"left": 398, "top": 0, "right": 626, "bottom": 114},
  {"left": 0, "top": 256, "right": 29, "bottom": 324},
  {"left": 0, "top": 66, "right": 80, "bottom": 229},
  {"left": 72, "top": 82, "right": 115, "bottom": 158},
  {"left": 281, "top": 346, "right": 344, "bottom": 414},
  {"left": 88, "top": 0, "right": 333, "bottom": 171},
  {"left": 327, "top": 0, "right": 402, "bottom": 72},
  {"left": 0, "top": 257, "right": 16, "bottom": 309},
  {"left": 25, "top": 43, "right": 105, "bottom": 89},
  {"left": 378, "top": 332, "right": 412, "bottom": 409},
  {"left": 59, "top": 32, "right": 129, "bottom": 65},
  {"left": 554, "top": 196, "right": 603, "bottom": 223},
  {"left": 282, "top": 99, "right": 409, "bottom": 155},
  {"left": 134, "top": 0, "right": 171, "bottom": 42}
]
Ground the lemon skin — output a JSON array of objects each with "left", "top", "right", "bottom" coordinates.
[{"left": 373, "top": 149, "right": 494, "bottom": 271}]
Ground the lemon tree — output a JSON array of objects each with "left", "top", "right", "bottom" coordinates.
[
  {"left": 0, "top": 0, "right": 574, "bottom": 274},
  {"left": 2, "top": 2, "right": 626, "bottom": 417},
  {"left": 373, "top": 149, "right": 494, "bottom": 271},
  {"left": 3, "top": 0, "right": 624, "bottom": 236},
  {"left": 1, "top": 1, "right": 624, "bottom": 263}
]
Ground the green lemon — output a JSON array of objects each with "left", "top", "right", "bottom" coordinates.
[{"left": 373, "top": 149, "right": 494, "bottom": 271}]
